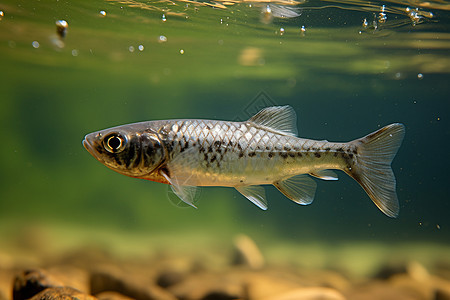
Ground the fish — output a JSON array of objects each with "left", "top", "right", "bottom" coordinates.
[{"left": 82, "top": 106, "right": 405, "bottom": 217}]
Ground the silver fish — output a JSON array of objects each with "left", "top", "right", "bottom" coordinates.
[{"left": 83, "top": 106, "right": 405, "bottom": 217}]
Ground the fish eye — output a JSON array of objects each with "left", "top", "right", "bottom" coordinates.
[{"left": 103, "top": 133, "right": 127, "bottom": 153}]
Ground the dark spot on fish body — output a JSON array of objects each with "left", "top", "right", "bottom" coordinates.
[
  {"left": 237, "top": 143, "right": 243, "bottom": 151},
  {"left": 146, "top": 141, "right": 156, "bottom": 157},
  {"left": 280, "top": 152, "right": 288, "bottom": 159},
  {"left": 207, "top": 146, "right": 213, "bottom": 153},
  {"left": 314, "top": 152, "right": 321, "bottom": 158},
  {"left": 325, "top": 147, "right": 331, "bottom": 151},
  {"left": 114, "top": 155, "right": 123, "bottom": 166},
  {"left": 334, "top": 147, "right": 344, "bottom": 157},
  {"left": 124, "top": 140, "right": 136, "bottom": 168},
  {"left": 265, "top": 146, "right": 270, "bottom": 150},
  {"left": 226, "top": 141, "right": 234, "bottom": 153},
  {"left": 95, "top": 144, "right": 104, "bottom": 155},
  {"left": 240, "top": 179, "right": 244, "bottom": 183},
  {"left": 210, "top": 154, "right": 217, "bottom": 163},
  {"left": 348, "top": 153, "right": 354, "bottom": 159},
  {"left": 268, "top": 153, "right": 273, "bottom": 158},
  {"left": 284, "top": 145, "right": 291, "bottom": 151},
  {"left": 238, "top": 152, "right": 245, "bottom": 158},
  {"left": 289, "top": 152, "right": 296, "bottom": 158},
  {"left": 214, "top": 141, "right": 222, "bottom": 148},
  {"left": 248, "top": 152, "right": 256, "bottom": 157},
  {"left": 131, "top": 137, "right": 142, "bottom": 168},
  {"left": 297, "top": 152, "right": 303, "bottom": 157}
]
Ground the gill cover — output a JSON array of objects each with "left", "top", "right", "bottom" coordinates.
[{"left": 140, "top": 130, "right": 165, "bottom": 174}]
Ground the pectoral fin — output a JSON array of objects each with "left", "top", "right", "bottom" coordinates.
[
  {"left": 274, "top": 174, "right": 317, "bottom": 205},
  {"left": 309, "top": 170, "right": 338, "bottom": 181},
  {"left": 161, "top": 169, "right": 199, "bottom": 208},
  {"left": 235, "top": 185, "right": 268, "bottom": 210}
]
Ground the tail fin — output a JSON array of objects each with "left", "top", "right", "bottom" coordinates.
[{"left": 348, "top": 123, "right": 405, "bottom": 217}]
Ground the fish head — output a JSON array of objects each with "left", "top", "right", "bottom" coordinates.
[{"left": 83, "top": 125, "right": 165, "bottom": 178}]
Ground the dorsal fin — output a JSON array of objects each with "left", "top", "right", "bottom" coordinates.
[{"left": 248, "top": 106, "right": 298, "bottom": 137}]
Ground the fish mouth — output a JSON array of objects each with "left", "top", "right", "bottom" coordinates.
[
  {"left": 82, "top": 136, "right": 93, "bottom": 153},
  {"left": 82, "top": 136, "right": 105, "bottom": 164}
]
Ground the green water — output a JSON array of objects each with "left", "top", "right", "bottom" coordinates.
[{"left": 1, "top": 0, "right": 449, "bottom": 273}]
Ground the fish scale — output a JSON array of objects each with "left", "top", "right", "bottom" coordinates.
[
  {"left": 83, "top": 106, "right": 405, "bottom": 217},
  {"left": 155, "top": 118, "right": 356, "bottom": 193}
]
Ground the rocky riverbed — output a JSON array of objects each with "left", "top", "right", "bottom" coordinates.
[{"left": 1, "top": 227, "right": 449, "bottom": 300}]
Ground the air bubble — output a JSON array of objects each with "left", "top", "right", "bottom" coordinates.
[
  {"left": 279, "top": 28, "right": 285, "bottom": 35},
  {"left": 99, "top": 10, "right": 106, "bottom": 17},
  {"left": 158, "top": 35, "right": 167, "bottom": 43},
  {"left": 378, "top": 5, "right": 387, "bottom": 23},
  {"left": 162, "top": 14, "right": 167, "bottom": 22},
  {"left": 129, "top": 46, "right": 135, "bottom": 52},
  {"left": 72, "top": 49, "right": 79, "bottom": 56},
  {"left": 180, "top": 49, "right": 184, "bottom": 54},
  {"left": 56, "top": 20, "right": 68, "bottom": 38},
  {"left": 417, "top": 73, "right": 423, "bottom": 79},
  {"left": 32, "top": 41, "right": 40, "bottom": 48},
  {"left": 362, "top": 18, "right": 369, "bottom": 28},
  {"left": 138, "top": 45, "right": 144, "bottom": 51},
  {"left": 0, "top": 10, "right": 4, "bottom": 20}
]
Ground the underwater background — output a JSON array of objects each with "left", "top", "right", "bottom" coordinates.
[{"left": 1, "top": 0, "right": 450, "bottom": 298}]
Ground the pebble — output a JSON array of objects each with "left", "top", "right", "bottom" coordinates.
[
  {"left": 90, "top": 267, "right": 176, "bottom": 300},
  {"left": 231, "top": 234, "right": 265, "bottom": 269},
  {"left": 245, "top": 271, "right": 304, "bottom": 299},
  {"left": 13, "top": 269, "right": 64, "bottom": 300},
  {"left": 262, "top": 287, "right": 346, "bottom": 300},
  {"left": 435, "top": 280, "right": 450, "bottom": 300},
  {"left": 168, "top": 271, "right": 243, "bottom": 300},
  {"left": 344, "top": 280, "right": 427, "bottom": 300},
  {"left": 373, "top": 263, "right": 408, "bottom": 279},
  {"left": 46, "top": 266, "right": 90, "bottom": 294},
  {"left": 389, "top": 273, "right": 434, "bottom": 299},
  {"left": 156, "top": 269, "right": 185, "bottom": 288},
  {"left": 95, "top": 291, "right": 134, "bottom": 300},
  {"left": 0, "top": 269, "right": 14, "bottom": 300},
  {"left": 29, "top": 287, "right": 96, "bottom": 300}
]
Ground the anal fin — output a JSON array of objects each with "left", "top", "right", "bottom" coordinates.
[{"left": 274, "top": 174, "right": 317, "bottom": 205}]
